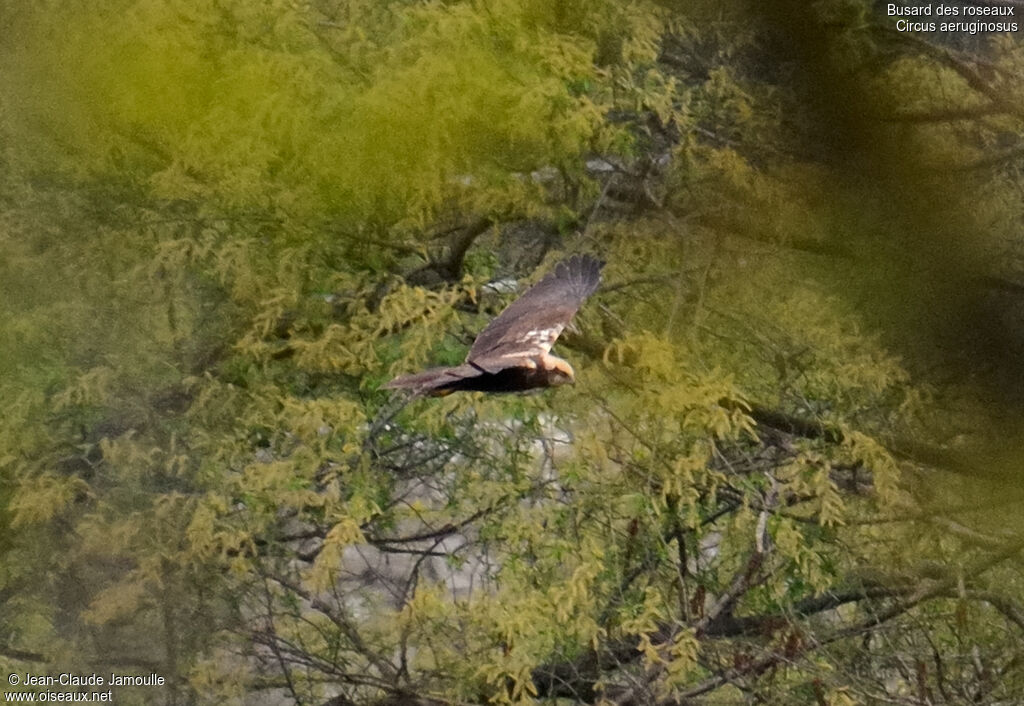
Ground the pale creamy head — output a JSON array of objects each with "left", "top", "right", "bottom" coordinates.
[{"left": 540, "top": 353, "right": 575, "bottom": 385}]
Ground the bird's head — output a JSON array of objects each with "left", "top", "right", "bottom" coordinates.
[{"left": 545, "top": 356, "right": 576, "bottom": 386}]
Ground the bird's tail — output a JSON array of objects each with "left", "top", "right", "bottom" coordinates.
[{"left": 383, "top": 365, "right": 482, "bottom": 395}]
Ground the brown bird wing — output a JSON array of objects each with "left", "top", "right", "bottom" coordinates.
[{"left": 466, "top": 254, "right": 603, "bottom": 374}]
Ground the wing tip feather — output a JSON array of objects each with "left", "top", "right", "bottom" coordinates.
[{"left": 558, "top": 253, "right": 604, "bottom": 298}]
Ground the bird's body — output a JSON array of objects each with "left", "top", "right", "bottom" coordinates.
[{"left": 384, "top": 254, "right": 603, "bottom": 396}]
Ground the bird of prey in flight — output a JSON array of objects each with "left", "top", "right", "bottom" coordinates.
[{"left": 384, "top": 254, "right": 604, "bottom": 396}]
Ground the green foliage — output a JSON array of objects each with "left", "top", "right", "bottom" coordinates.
[
  {"left": 2, "top": 0, "right": 624, "bottom": 228},
  {"left": 3, "top": 1, "right": 1024, "bottom": 705}
]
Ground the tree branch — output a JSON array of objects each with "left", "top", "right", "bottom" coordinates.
[{"left": 406, "top": 218, "right": 493, "bottom": 285}]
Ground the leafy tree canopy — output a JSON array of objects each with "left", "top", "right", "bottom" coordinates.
[{"left": 3, "top": 1, "right": 1024, "bottom": 704}]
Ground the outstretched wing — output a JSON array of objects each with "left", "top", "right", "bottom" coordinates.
[{"left": 467, "top": 254, "right": 603, "bottom": 373}]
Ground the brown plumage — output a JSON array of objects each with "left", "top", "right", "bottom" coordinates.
[{"left": 384, "top": 254, "right": 604, "bottom": 396}]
